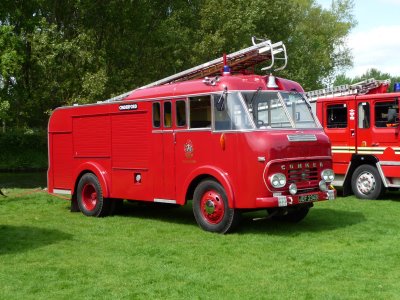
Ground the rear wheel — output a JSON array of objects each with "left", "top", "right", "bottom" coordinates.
[
  {"left": 77, "top": 173, "right": 110, "bottom": 217},
  {"left": 351, "top": 165, "right": 384, "bottom": 200},
  {"left": 193, "top": 180, "right": 240, "bottom": 233}
]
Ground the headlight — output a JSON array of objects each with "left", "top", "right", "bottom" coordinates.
[
  {"left": 319, "top": 180, "right": 328, "bottom": 191},
  {"left": 270, "top": 173, "right": 286, "bottom": 188},
  {"left": 321, "top": 169, "right": 335, "bottom": 182},
  {"left": 289, "top": 183, "right": 297, "bottom": 195}
]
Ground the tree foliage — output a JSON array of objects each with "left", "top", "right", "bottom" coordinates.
[
  {"left": 334, "top": 68, "right": 400, "bottom": 92},
  {"left": 0, "top": 0, "right": 355, "bottom": 130}
]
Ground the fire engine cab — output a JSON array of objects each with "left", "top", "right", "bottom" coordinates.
[
  {"left": 308, "top": 79, "right": 400, "bottom": 199},
  {"left": 48, "top": 38, "right": 336, "bottom": 233}
]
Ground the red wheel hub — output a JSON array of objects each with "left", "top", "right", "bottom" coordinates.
[
  {"left": 200, "top": 190, "right": 225, "bottom": 224},
  {"left": 81, "top": 183, "right": 97, "bottom": 211}
]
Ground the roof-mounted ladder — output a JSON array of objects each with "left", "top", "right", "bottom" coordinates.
[
  {"left": 105, "top": 37, "right": 288, "bottom": 102},
  {"left": 306, "top": 78, "right": 391, "bottom": 102}
]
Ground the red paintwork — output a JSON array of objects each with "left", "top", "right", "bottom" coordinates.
[
  {"left": 82, "top": 183, "right": 97, "bottom": 211},
  {"left": 48, "top": 73, "right": 334, "bottom": 211},
  {"left": 315, "top": 89, "right": 400, "bottom": 188}
]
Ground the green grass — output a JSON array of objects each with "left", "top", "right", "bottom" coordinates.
[{"left": 1, "top": 173, "right": 400, "bottom": 299}]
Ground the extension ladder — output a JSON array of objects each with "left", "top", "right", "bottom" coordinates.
[
  {"left": 306, "top": 78, "right": 391, "bottom": 102},
  {"left": 105, "top": 37, "right": 288, "bottom": 102}
]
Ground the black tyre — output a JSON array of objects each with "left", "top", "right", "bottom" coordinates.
[
  {"left": 77, "top": 173, "right": 110, "bottom": 217},
  {"left": 192, "top": 180, "right": 241, "bottom": 233},
  {"left": 268, "top": 205, "right": 310, "bottom": 223},
  {"left": 351, "top": 165, "right": 384, "bottom": 200}
]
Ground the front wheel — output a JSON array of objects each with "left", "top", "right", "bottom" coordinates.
[
  {"left": 77, "top": 173, "right": 110, "bottom": 217},
  {"left": 192, "top": 180, "right": 240, "bottom": 233},
  {"left": 351, "top": 165, "right": 384, "bottom": 200}
]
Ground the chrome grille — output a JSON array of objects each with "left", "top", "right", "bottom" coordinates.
[{"left": 287, "top": 168, "right": 319, "bottom": 183}]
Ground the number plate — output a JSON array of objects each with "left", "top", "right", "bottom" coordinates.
[{"left": 299, "top": 194, "right": 318, "bottom": 203}]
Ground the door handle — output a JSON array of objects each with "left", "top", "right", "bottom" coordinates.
[{"left": 350, "top": 129, "right": 355, "bottom": 137}]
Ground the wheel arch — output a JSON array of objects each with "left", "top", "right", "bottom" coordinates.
[
  {"left": 343, "top": 154, "right": 383, "bottom": 195},
  {"left": 72, "top": 162, "right": 111, "bottom": 198},
  {"left": 182, "top": 166, "right": 235, "bottom": 207}
]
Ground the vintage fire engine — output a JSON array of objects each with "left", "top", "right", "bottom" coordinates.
[
  {"left": 308, "top": 79, "right": 400, "bottom": 199},
  {"left": 48, "top": 38, "right": 336, "bottom": 233}
]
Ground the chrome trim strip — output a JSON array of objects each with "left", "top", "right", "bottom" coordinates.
[
  {"left": 376, "top": 162, "right": 389, "bottom": 188},
  {"left": 53, "top": 189, "right": 72, "bottom": 195},
  {"left": 154, "top": 198, "right": 177, "bottom": 204},
  {"left": 379, "top": 161, "right": 400, "bottom": 166},
  {"left": 287, "top": 134, "right": 317, "bottom": 142}
]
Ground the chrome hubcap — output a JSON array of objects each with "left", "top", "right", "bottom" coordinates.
[
  {"left": 205, "top": 200, "right": 215, "bottom": 214},
  {"left": 357, "top": 171, "right": 376, "bottom": 194}
]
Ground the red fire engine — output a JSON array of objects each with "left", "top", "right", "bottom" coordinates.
[
  {"left": 308, "top": 79, "right": 400, "bottom": 199},
  {"left": 48, "top": 38, "right": 336, "bottom": 233}
]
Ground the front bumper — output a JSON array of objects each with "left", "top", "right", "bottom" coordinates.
[{"left": 255, "top": 189, "right": 336, "bottom": 208}]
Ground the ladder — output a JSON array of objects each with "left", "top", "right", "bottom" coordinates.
[
  {"left": 306, "top": 78, "right": 391, "bottom": 102},
  {"left": 105, "top": 37, "right": 288, "bottom": 102}
]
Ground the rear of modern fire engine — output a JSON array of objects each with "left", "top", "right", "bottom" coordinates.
[
  {"left": 48, "top": 38, "right": 336, "bottom": 233},
  {"left": 308, "top": 79, "right": 400, "bottom": 199}
]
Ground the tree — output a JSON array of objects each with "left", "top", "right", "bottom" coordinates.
[
  {"left": 334, "top": 68, "right": 400, "bottom": 92},
  {"left": 0, "top": 24, "right": 23, "bottom": 131},
  {"left": 0, "top": 0, "right": 356, "bottom": 130}
]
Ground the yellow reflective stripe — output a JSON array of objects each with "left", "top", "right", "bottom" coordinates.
[{"left": 332, "top": 146, "right": 356, "bottom": 154}]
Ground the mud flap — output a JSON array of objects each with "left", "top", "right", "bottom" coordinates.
[{"left": 70, "top": 194, "right": 80, "bottom": 212}]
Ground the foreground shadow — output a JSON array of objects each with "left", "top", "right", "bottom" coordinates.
[
  {"left": 0, "top": 225, "right": 72, "bottom": 255},
  {"left": 116, "top": 202, "right": 365, "bottom": 235},
  {"left": 238, "top": 208, "right": 366, "bottom": 235},
  {"left": 117, "top": 202, "right": 197, "bottom": 228}
]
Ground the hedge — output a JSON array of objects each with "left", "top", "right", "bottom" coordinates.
[{"left": 0, "top": 130, "right": 48, "bottom": 171}]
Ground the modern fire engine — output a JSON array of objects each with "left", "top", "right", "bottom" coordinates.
[
  {"left": 48, "top": 38, "right": 336, "bottom": 233},
  {"left": 307, "top": 79, "right": 400, "bottom": 199}
]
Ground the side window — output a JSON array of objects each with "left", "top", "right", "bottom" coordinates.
[
  {"left": 358, "top": 102, "right": 370, "bottom": 128},
  {"left": 176, "top": 100, "right": 187, "bottom": 127},
  {"left": 375, "top": 101, "right": 398, "bottom": 128},
  {"left": 214, "top": 93, "right": 253, "bottom": 130},
  {"left": 153, "top": 102, "right": 161, "bottom": 128},
  {"left": 164, "top": 101, "right": 172, "bottom": 128},
  {"left": 189, "top": 96, "right": 211, "bottom": 128},
  {"left": 326, "top": 104, "right": 347, "bottom": 128}
]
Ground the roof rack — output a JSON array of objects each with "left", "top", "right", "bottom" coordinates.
[
  {"left": 306, "top": 78, "right": 391, "bottom": 102},
  {"left": 104, "top": 37, "right": 287, "bottom": 102}
]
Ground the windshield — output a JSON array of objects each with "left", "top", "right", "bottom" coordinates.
[{"left": 242, "top": 91, "right": 318, "bottom": 129}]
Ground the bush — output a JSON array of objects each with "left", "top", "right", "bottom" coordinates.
[{"left": 0, "top": 129, "right": 47, "bottom": 171}]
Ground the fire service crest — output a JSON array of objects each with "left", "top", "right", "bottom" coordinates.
[{"left": 184, "top": 140, "right": 194, "bottom": 159}]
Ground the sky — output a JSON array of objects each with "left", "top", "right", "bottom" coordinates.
[{"left": 316, "top": 0, "right": 400, "bottom": 78}]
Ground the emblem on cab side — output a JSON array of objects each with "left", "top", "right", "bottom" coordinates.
[{"left": 184, "top": 140, "right": 194, "bottom": 159}]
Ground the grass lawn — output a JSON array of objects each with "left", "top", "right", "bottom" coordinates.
[{"left": 1, "top": 173, "right": 400, "bottom": 299}]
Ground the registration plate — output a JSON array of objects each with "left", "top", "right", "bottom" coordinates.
[{"left": 299, "top": 194, "right": 318, "bottom": 203}]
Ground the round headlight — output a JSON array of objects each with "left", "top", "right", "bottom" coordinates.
[
  {"left": 319, "top": 180, "right": 328, "bottom": 191},
  {"left": 289, "top": 183, "right": 297, "bottom": 195},
  {"left": 321, "top": 169, "right": 335, "bottom": 183},
  {"left": 270, "top": 173, "right": 286, "bottom": 188}
]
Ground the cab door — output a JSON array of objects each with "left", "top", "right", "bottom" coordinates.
[
  {"left": 321, "top": 97, "right": 356, "bottom": 175},
  {"left": 370, "top": 98, "right": 399, "bottom": 148}
]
